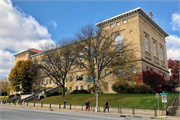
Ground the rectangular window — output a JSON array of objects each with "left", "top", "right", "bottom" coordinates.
[
  {"left": 146, "top": 67, "right": 149, "bottom": 71},
  {"left": 42, "top": 61, "right": 46, "bottom": 66},
  {"left": 105, "top": 82, "right": 108, "bottom": 90},
  {"left": 81, "top": 85, "right": 83, "bottom": 90},
  {"left": 81, "top": 74, "right": 84, "bottom": 80},
  {"left": 42, "top": 80, "right": 44, "bottom": 85},
  {"left": 46, "top": 79, "right": 48, "bottom": 84},
  {"left": 131, "top": 66, "right": 136, "bottom": 73},
  {"left": 88, "top": 85, "right": 91, "bottom": 89},
  {"left": 105, "top": 69, "right": 108, "bottom": 76},
  {"left": 110, "top": 24, "right": 113, "bottom": 28},
  {"left": 49, "top": 79, "right": 52, "bottom": 84},
  {"left": 39, "top": 81, "right": 40, "bottom": 86},
  {"left": 66, "top": 77, "right": 68, "bottom": 82},
  {"left": 116, "top": 22, "right": 120, "bottom": 26},
  {"left": 70, "top": 76, "right": 73, "bottom": 82},
  {"left": 69, "top": 87, "right": 72, "bottom": 90},
  {"left": 145, "top": 36, "right": 149, "bottom": 52},
  {"left": 153, "top": 42, "right": 157, "bottom": 56},
  {"left": 160, "top": 47, "right": 164, "bottom": 60},
  {"left": 76, "top": 86, "right": 78, "bottom": 90},
  {"left": 123, "top": 19, "right": 126, "bottom": 24}
]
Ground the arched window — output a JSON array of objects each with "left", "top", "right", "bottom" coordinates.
[
  {"left": 114, "top": 35, "right": 123, "bottom": 48},
  {"left": 145, "top": 36, "right": 149, "bottom": 52}
]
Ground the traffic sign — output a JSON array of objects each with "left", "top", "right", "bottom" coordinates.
[
  {"left": 161, "top": 95, "right": 167, "bottom": 103},
  {"left": 86, "top": 78, "right": 92, "bottom": 82}
]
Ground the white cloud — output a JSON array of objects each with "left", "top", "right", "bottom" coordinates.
[
  {"left": 48, "top": 20, "right": 57, "bottom": 28},
  {"left": 170, "top": 13, "right": 180, "bottom": 31},
  {"left": 0, "top": 0, "right": 54, "bottom": 77},
  {"left": 166, "top": 35, "right": 180, "bottom": 60}
]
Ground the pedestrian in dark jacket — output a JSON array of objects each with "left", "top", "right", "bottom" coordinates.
[
  {"left": 87, "top": 101, "right": 90, "bottom": 111},
  {"left": 104, "top": 101, "right": 109, "bottom": 112},
  {"left": 85, "top": 101, "right": 88, "bottom": 111},
  {"left": 63, "top": 100, "right": 66, "bottom": 109}
]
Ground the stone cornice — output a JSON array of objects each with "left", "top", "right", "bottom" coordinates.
[{"left": 95, "top": 7, "right": 168, "bottom": 37}]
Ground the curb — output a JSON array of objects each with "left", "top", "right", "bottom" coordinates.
[{"left": 0, "top": 104, "right": 159, "bottom": 119}]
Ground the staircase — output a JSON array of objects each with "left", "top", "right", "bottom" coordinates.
[
  {"left": 1, "top": 95, "right": 21, "bottom": 104},
  {"left": 19, "top": 86, "right": 59, "bottom": 103},
  {"left": 168, "top": 97, "right": 180, "bottom": 116}
]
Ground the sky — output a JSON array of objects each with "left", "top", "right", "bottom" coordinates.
[{"left": 0, "top": 0, "right": 180, "bottom": 78}]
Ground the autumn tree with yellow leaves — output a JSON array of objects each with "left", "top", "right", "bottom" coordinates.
[{"left": 9, "top": 60, "right": 38, "bottom": 93}]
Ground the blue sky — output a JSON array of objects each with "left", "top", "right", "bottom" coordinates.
[{"left": 0, "top": 0, "right": 180, "bottom": 77}]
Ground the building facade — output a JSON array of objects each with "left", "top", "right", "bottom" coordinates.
[{"left": 12, "top": 7, "right": 169, "bottom": 94}]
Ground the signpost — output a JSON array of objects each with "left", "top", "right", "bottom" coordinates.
[
  {"left": 159, "top": 91, "right": 168, "bottom": 118},
  {"left": 86, "top": 78, "right": 92, "bottom": 82}
]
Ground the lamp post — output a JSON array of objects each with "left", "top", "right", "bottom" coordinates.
[
  {"left": 44, "top": 83, "right": 47, "bottom": 97},
  {"left": 32, "top": 84, "right": 36, "bottom": 102},
  {"left": 84, "top": 47, "right": 99, "bottom": 112}
]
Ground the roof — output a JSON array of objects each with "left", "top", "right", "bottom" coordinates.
[
  {"left": 13, "top": 48, "right": 43, "bottom": 56},
  {"left": 95, "top": 7, "right": 169, "bottom": 37},
  {"left": 29, "top": 48, "right": 43, "bottom": 53}
]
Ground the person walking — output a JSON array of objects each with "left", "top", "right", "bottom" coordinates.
[
  {"left": 85, "top": 101, "right": 88, "bottom": 111},
  {"left": 104, "top": 101, "right": 109, "bottom": 112},
  {"left": 87, "top": 100, "right": 90, "bottom": 111},
  {"left": 63, "top": 100, "right": 66, "bottom": 109}
]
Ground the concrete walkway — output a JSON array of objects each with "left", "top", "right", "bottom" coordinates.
[{"left": 1, "top": 103, "right": 179, "bottom": 120}]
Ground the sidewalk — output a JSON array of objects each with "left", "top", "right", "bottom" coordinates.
[{"left": 0, "top": 103, "right": 179, "bottom": 120}]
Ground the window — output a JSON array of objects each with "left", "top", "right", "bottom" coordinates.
[
  {"left": 42, "top": 80, "right": 44, "bottom": 85},
  {"left": 114, "top": 35, "right": 124, "bottom": 48},
  {"left": 145, "top": 36, "right": 149, "bottom": 52},
  {"left": 110, "top": 24, "right": 113, "bottom": 28},
  {"left": 88, "top": 85, "right": 91, "bottom": 89},
  {"left": 69, "top": 87, "right": 72, "bottom": 90},
  {"left": 116, "top": 22, "right": 120, "bottom": 26},
  {"left": 123, "top": 19, "right": 126, "bottom": 24},
  {"left": 105, "top": 69, "right": 108, "bottom": 76},
  {"left": 81, "top": 85, "right": 83, "bottom": 90},
  {"left": 79, "top": 52, "right": 84, "bottom": 61},
  {"left": 66, "top": 77, "right": 68, "bottom": 82},
  {"left": 39, "top": 81, "right": 40, "bottom": 86},
  {"left": 46, "top": 79, "right": 48, "bottom": 84},
  {"left": 49, "top": 79, "right": 52, "bottom": 84},
  {"left": 146, "top": 67, "right": 149, "bottom": 71},
  {"left": 131, "top": 66, "right": 136, "bottom": 73},
  {"left": 153, "top": 42, "right": 157, "bottom": 56},
  {"left": 70, "top": 76, "right": 73, "bottom": 82},
  {"left": 105, "top": 82, "right": 108, "bottom": 90},
  {"left": 42, "top": 60, "right": 46, "bottom": 66},
  {"left": 76, "top": 86, "right": 78, "bottom": 90},
  {"left": 160, "top": 47, "right": 164, "bottom": 60},
  {"left": 81, "top": 74, "right": 84, "bottom": 80}
]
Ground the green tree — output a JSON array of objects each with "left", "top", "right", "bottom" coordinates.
[{"left": 9, "top": 60, "right": 38, "bottom": 92}]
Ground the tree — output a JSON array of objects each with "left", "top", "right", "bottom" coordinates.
[
  {"left": 168, "top": 59, "right": 179, "bottom": 85},
  {"left": 135, "top": 71, "right": 166, "bottom": 87},
  {"left": 33, "top": 39, "right": 77, "bottom": 97},
  {"left": 74, "top": 23, "right": 136, "bottom": 91},
  {"left": 0, "top": 78, "right": 10, "bottom": 100},
  {"left": 9, "top": 60, "right": 38, "bottom": 92}
]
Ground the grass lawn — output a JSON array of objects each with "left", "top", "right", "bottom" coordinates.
[
  {"left": 35, "top": 93, "right": 177, "bottom": 110},
  {"left": 0, "top": 96, "right": 8, "bottom": 101}
]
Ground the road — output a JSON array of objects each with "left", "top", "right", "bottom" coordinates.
[{"left": 0, "top": 106, "right": 150, "bottom": 120}]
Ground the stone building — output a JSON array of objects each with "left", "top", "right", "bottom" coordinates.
[{"left": 11, "top": 7, "right": 169, "bottom": 94}]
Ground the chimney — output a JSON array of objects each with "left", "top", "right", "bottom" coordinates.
[{"left": 149, "top": 12, "right": 153, "bottom": 18}]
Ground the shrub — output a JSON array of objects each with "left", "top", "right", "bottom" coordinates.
[
  {"left": 16, "top": 94, "right": 20, "bottom": 96},
  {"left": 40, "top": 95, "right": 44, "bottom": 99},
  {"left": 70, "top": 89, "right": 90, "bottom": 94},
  {"left": 9, "top": 94, "right": 15, "bottom": 98},
  {"left": 134, "top": 85, "right": 155, "bottom": 94},
  {"left": 46, "top": 89, "right": 62, "bottom": 97},
  {"left": 112, "top": 81, "right": 129, "bottom": 93}
]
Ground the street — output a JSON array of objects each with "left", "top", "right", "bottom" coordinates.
[{"left": 0, "top": 106, "right": 150, "bottom": 120}]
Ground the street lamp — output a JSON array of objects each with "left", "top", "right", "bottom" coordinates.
[
  {"left": 84, "top": 47, "right": 99, "bottom": 112},
  {"left": 32, "top": 84, "right": 36, "bottom": 102}
]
